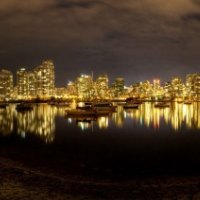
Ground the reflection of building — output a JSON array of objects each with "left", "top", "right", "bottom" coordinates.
[
  {"left": 0, "top": 69, "right": 13, "bottom": 100},
  {"left": 97, "top": 116, "right": 109, "bottom": 129},
  {"left": 112, "top": 106, "right": 125, "bottom": 127},
  {"left": 0, "top": 105, "right": 14, "bottom": 135},
  {"left": 123, "top": 102, "right": 199, "bottom": 131},
  {"left": 16, "top": 104, "right": 56, "bottom": 143}
]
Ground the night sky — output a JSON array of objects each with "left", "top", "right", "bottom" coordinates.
[{"left": 0, "top": 0, "right": 200, "bottom": 86}]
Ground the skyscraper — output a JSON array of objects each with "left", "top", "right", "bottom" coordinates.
[
  {"left": 186, "top": 74, "right": 199, "bottom": 99},
  {"left": 95, "top": 75, "right": 109, "bottom": 99},
  {"left": 34, "top": 60, "right": 55, "bottom": 99},
  {"left": 0, "top": 69, "right": 13, "bottom": 101},
  {"left": 17, "top": 68, "right": 28, "bottom": 99},
  {"left": 194, "top": 74, "right": 200, "bottom": 100},
  {"left": 27, "top": 71, "right": 37, "bottom": 98},
  {"left": 76, "top": 74, "right": 93, "bottom": 100},
  {"left": 112, "top": 77, "right": 125, "bottom": 97}
]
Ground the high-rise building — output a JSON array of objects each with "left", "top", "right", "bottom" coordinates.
[
  {"left": 34, "top": 60, "right": 55, "bottom": 98},
  {"left": 185, "top": 73, "right": 200, "bottom": 100},
  {"left": 112, "top": 77, "right": 125, "bottom": 97},
  {"left": 17, "top": 68, "right": 28, "bottom": 99},
  {"left": 170, "top": 76, "right": 184, "bottom": 98},
  {"left": 0, "top": 69, "right": 13, "bottom": 100},
  {"left": 27, "top": 71, "right": 37, "bottom": 98},
  {"left": 194, "top": 74, "right": 200, "bottom": 100},
  {"left": 66, "top": 81, "right": 78, "bottom": 98},
  {"left": 95, "top": 75, "right": 109, "bottom": 99},
  {"left": 76, "top": 74, "right": 93, "bottom": 99}
]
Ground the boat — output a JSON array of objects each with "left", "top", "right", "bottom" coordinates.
[
  {"left": 123, "top": 103, "right": 139, "bottom": 109},
  {"left": 184, "top": 100, "right": 193, "bottom": 105},
  {"left": 55, "top": 102, "right": 70, "bottom": 107},
  {"left": 176, "top": 98, "right": 183, "bottom": 103},
  {"left": 16, "top": 103, "right": 33, "bottom": 112},
  {"left": 66, "top": 109, "right": 110, "bottom": 117},
  {"left": 126, "top": 97, "right": 142, "bottom": 104},
  {"left": 49, "top": 102, "right": 70, "bottom": 107},
  {"left": 76, "top": 102, "right": 92, "bottom": 110},
  {"left": 154, "top": 102, "right": 170, "bottom": 108},
  {"left": 93, "top": 102, "right": 116, "bottom": 112}
]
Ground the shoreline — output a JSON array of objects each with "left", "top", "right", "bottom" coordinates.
[
  {"left": 1, "top": 141, "right": 200, "bottom": 200},
  {"left": 1, "top": 155, "right": 200, "bottom": 200}
]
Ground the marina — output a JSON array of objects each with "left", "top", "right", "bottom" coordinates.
[{"left": 0, "top": 102, "right": 199, "bottom": 141}]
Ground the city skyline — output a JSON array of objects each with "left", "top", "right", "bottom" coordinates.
[
  {"left": 0, "top": 59, "right": 199, "bottom": 101},
  {"left": 0, "top": 59, "right": 199, "bottom": 86},
  {"left": 1, "top": 2, "right": 200, "bottom": 199},
  {"left": 1, "top": 0, "right": 200, "bottom": 86},
  {"left": 0, "top": 59, "right": 199, "bottom": 87}
]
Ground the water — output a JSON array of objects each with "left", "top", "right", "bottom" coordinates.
[
  {"left": 1, "top": 102, "right": 200, "bottom": 177},
  {"left": 0, "top": 102, "right": 199, "bottom": 142}
]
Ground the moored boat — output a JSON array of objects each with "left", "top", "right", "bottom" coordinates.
[
  {"left": 154, "top": 102, "right": 170, "bottom": 108},
  {"left": 76, "top": 102, "right": 92, "bottom": 110},
  {"left": 184, "top": 100, "right": 193, "bottom": 105},
  {"left": 176, "top": 98, "right": 183, "bottom": 103},
  {"left": 55, "top": 102, "right": 70, "bottom": 107},
  {"left": 93, "top": 102, "right": 116, "bottom": 112},
  {"left": 16, "top": 103, "right": 33, "bottom": 112},
  {"left": 123, "top": 103, "right": 139, "bottom": 109},
  {"left": 66, "top": 109, "right": 110, "bottom": 117}
]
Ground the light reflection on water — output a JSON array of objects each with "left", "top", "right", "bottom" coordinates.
[{"left": 0, "top": 102, "right": 199, "bottom": 143}]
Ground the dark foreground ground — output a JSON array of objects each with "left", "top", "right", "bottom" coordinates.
[
  {"left": 2, "top": 155, "right": 200, "bottom": 200},
  {"left": 2, "top": 133, "right": 200, "bottom": 199}
]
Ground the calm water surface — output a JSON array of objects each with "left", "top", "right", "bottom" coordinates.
[
  {"left": 0, "top": 102, "right": 199, "bottom": 143},
  {"left": 1, "top": 102, "right": 200, "bottom": 177}
]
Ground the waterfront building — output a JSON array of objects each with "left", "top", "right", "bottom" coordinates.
[
  {"left": 130, "top": 83, "right": 141, "bottom": 98},
  {"left": 140, "top": 80, "right": 153, "bottom": 100},
  {"left": 185, "top": 74, "right": 198, "bottom": 98},
  {"left": 17, "top": 68, "right": 29, "bottom": 99},
  {"left": 194, "top": 74, "right": 200, "bottom": 100},
  {"left": 76, "top": 74, "right": 93, "bottom": 100},
  {"left": 66, "top": 81, "right": 78, "bottom": 99},
  {"left": 163, "top": 82, "right": 172, "bottom": 99},
  {"left": 27, "top": 71, "right": 37, "bottom": 98},
  {"left": 112, "top": 77, "right": 125, "bottom": 97},
  {"left": 95, "top": 75, "right": 109, "bottom": 99},
  {"left": 152, "top": 79, "right": 164, "bottom": 100},
  {"left": 55, "top": 87, "right": 67, "bottom": 99},
  {"left": 170, "top": 77, "right": 184, "bottom": 99},
  {"left": 0, "top": 69, "right": 13, "bottom": 101},
  {"left": 34, "top": 60, "right": 55, "bottom": 99}
]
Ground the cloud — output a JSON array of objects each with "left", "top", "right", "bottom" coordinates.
[
  {"left": 0, "top": 0, "right": 200, "bottom": 85},
  {"left": 1, "top": 0, "right": 200, "bottom": 40}
]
